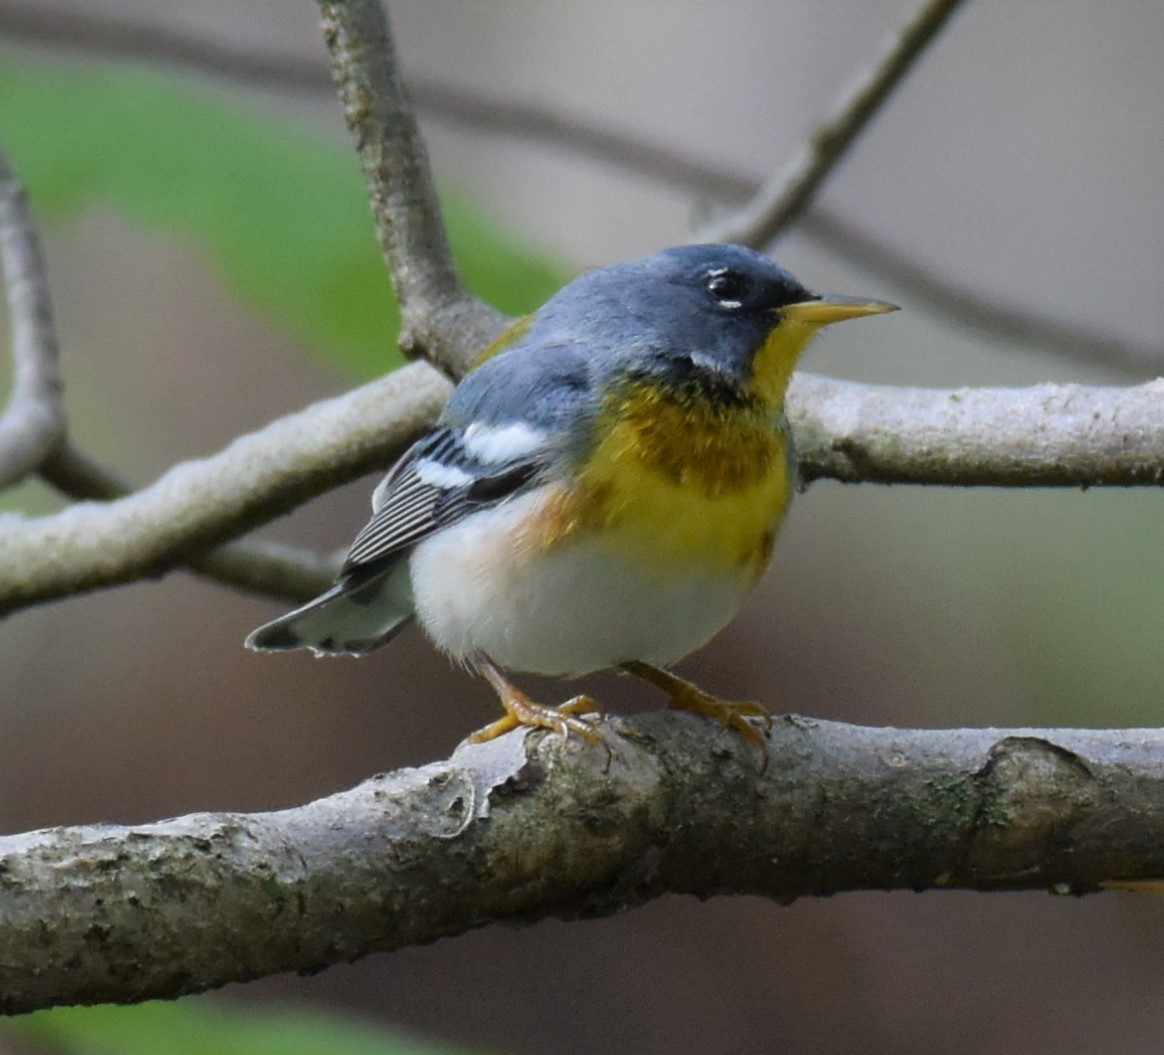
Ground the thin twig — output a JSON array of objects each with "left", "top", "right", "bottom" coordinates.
[
  {"left": 387, "top": 86, "right": 1164, "bottom": 375},
  {"left": 799, "top": 211, "right": 1164, "bottom": 377},
  {"left": 412, "top": 80, "right": 746, "bottom": 201},
  {"left": 39, "top": 442, "right": 338, "bottom": 603},
  {"left": 0, "top": 148, "right": 65, "bottom": 488},
  {"left": 35, "top": 440, "right": 131, "bottom": 501},
  {"left": 192, "top": 539, "right": 339, "bottom": 602},
  {"left": 317, "top": 0, "right": 505, "bottom": 376},
  {"left": 2, "top": 5, "right": 1159, "bottom": 376},
  {"left": 0, "top": 7, "right": 1160, "bottom": 1019},
  {"left": 700, "top": 0, "right": 968, "bottom": 247},
  {"left": 0, "top": 1, "right": 745, "bottom": 200},
  {"left": 0, "top": 2, "right": 328, "bottom": 93},
  {"left": 3, "top": 713, "right": 1164, "bottom": 1013}
]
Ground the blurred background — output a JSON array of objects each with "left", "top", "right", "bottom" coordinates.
[{"left": 1, "top": 1, "right": 1163, "bottom": 1053}]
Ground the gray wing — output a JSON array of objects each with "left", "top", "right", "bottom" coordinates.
[
  {"left": 341, "top": 426, "right": 545, "bottom": 571},
  {"left": 343, "top": 339, "right": 596, "bottom": 570}
]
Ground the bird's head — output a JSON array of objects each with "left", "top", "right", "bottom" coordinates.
[{"left": 540, "top": 243, "right": 896, "bottom": 408}]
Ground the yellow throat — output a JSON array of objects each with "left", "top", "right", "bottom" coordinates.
[{"left": 537, "top": 316, "right": 825, "bottom": 579}]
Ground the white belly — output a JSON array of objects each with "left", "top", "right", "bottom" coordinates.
[{"left": 409, "top": 490, "right": 757, "bottom": 676}]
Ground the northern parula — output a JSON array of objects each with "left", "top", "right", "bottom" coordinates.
[{"left": 247, "top": 244, "right": 895, "bottom": 754}]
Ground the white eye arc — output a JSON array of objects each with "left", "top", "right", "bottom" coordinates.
[{"left": 705, "top": 267, "right": 748, "bottom": 309}]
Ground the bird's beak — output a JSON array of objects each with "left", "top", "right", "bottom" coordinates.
[{"left": 780, "top": 295, "right": 899, "bottom": 325}]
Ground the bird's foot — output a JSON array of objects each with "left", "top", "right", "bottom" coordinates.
[
  {"left": 466, "top": 690, "right": 605, "bottom": 746},
  {"left": 467, "top": 652, "right": 607, "bottom": 756},
  {"left": 622, "top": 661, "right": 771, "bottom": 765}
]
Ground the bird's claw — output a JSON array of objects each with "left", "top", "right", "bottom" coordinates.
[
  {"left": 466, "top": 690, "right": 609, "bottom": 765},
  {"left": 622, "top": 661, "right": 771, "bottom": 770}
]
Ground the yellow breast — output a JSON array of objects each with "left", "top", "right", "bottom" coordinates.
[{"left": 532, "top": 378, "right": 791, "bottom": 579}]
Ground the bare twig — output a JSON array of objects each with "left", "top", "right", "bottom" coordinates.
[
  {"left": 38, "top": 442, "right": 338, "bottom": 603},
  {"left": 0, "top": 1, "right": 329, "bottom": 93},
  {"left": 799, "top": 212, "right": 1164, "bottom": 377},
  {"left": 700, "top": 0, "right": 968, "bottom": 247},
  {"left": 35, "top": 440, "right": 134, "bottom": 502},
  {"left": 0, "top": 149, "right": 65, "bottom": 488},
  {"left": 0, "top": 360, "right": 451, "bottom": 615},
  {"left": 2, "top": 5, "right": 1160, "bottom": 377},
  {"left": 192, "top": 539, "right": 339, "bottom": 602},
  {"left": 413, "top": 80, "right": 746, "bottom": 200},
  {"left": 317, "top": 0, "right": 505, "bottom": 376},
  {"left": 376, "top": 85, "right": 1164, "bottom": 376},
  {"left": 3, "top": 712, "right": 1164, "bottom": 1014},
  {"left": 0, "top": 1, "right": 746, "bottom": 201}
]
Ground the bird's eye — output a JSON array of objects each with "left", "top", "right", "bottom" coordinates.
[{"left": 705, "top": 269, "right": 749, "bottom": 307}]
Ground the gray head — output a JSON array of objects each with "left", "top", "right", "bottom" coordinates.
[
  {"left": 527, "top": 244, "right": 820, "bottom": 388},
  {"left": 446, "top": 244, "right": 894, "bottom": 430}
]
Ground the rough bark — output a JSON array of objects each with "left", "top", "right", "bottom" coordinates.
[{"left": 3, "top": 714, "right": 1163, "bottom": 1015}]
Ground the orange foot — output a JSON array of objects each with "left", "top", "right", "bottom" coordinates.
[
  {"left": 622, "top": 660, "right": 772, "bottom": 765},
  {"left": 467, "top": 652, "right": 606, "bottom": 752}
]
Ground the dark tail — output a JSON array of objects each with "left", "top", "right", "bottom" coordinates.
[{"left": 245, "top": 559, "right": 414, "bottom": 657}]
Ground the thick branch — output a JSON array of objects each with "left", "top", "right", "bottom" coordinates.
[
  {"left": 3, "top": 713, "right": 1163, "bottom": 1014},
  {"left": 0, "top": 148, "right": 65, "bottom": 488},
  {"left": 701, "top": 0, "right": 967, "bottom": 247},
  {"left": 317, "top": 0, "right": 504, "bottom": 374}
]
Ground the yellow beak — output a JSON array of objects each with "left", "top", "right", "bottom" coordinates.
[{"left": 780, "top": 295, "right": 899, "bottom": 325}]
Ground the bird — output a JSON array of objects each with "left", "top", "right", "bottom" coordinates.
[{"left": 247, "top": 244, "right": 895, "bottom": 758}]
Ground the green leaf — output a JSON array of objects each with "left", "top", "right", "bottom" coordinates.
[
  {"left": 0, "top": 56, "right": 565, "bottom": 378},
  {"left": 6, "top": 999, "right": 484, "bottom": 1055}
]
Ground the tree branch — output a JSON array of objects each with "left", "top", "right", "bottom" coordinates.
[
  {"left": 789, "top": 374, "right": 1164, "bottom": 486},
  {"left": 0, "top": 3, "right": 1161, "bottom": 1024},
  {"left": 0, "top": 140, "right": 340, "bottom": 607},
  {"left": 700, "top": 0, "right": 967, "bottom": 247},
  {"left": 0, "top": 361, "right": 450, "bottom": 615},
  {"left": 317, "top": 0, "right": 505, "bottom": 376},
  {"left": 0, "top": 2, "right": 329, "bottom": 93},
  {"left": 3, "top": 712, "right": 1163, "bottom": 1014},
  {"left": 0, "top": 148, "right": 65, "bottom": 488},
  {"left": 38, "top": 441, "right": 338, "bottom": 604}
]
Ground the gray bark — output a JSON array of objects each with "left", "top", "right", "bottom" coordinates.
[{"left": 3, "top": 714, "right": 1163, "bottom": 1015}]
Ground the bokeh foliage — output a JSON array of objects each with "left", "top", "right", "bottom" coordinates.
[{"left": 0, "top": 56, "right": 564, "bottom": 378}]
